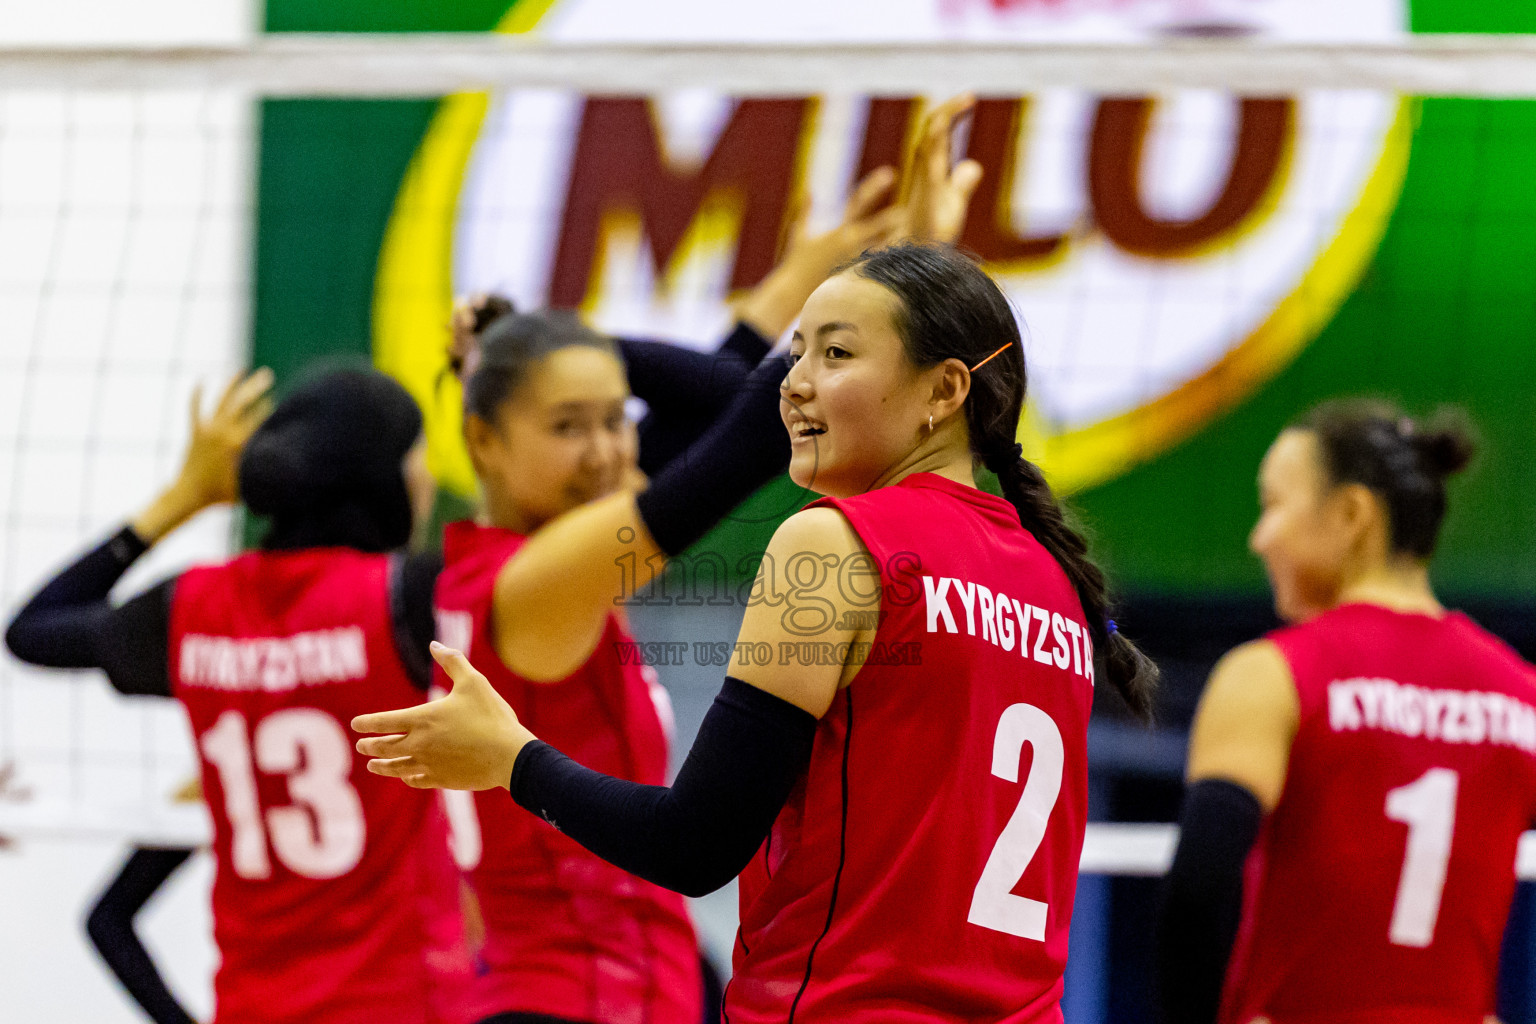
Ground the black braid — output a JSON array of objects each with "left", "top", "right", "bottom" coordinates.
[
  {"left": 987, "top": 450, "right": 1158, "bottom": 720},
  {"left": 847, "top": 242, "right": 1159, "bottom": 721}
]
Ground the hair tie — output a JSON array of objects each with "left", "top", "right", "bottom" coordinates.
[
  {"left": 1106, "top": 619, "right": 1118, "bottom": 635},
  {"left": 969, "top": 342, "right": 1014, "bottom": 373},
  {"left": 985, "top": 441, "right": 1024, "bottom": 472}
]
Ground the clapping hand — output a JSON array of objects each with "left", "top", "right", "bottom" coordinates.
[{"left": 902, "top": 94, "right": 984, "bottom": 245}]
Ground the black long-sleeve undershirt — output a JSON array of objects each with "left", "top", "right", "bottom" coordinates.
[
  {"left": 1155, "top": 778, "right": 1265, "bottom": 1024},
  {"left": 634, "top": 350, "right": 792, "bottom": 558},
  {"left": 85, "top": 846, "right": 197, "bottom": 1024},
  {"left": 4, "top": 526, "right": 176, "bottom": 696},
  {"left": 3, "top": 527, "right": 443, "bottom": 697},
  {"left": 618, "top": 322, "right": 772, "bottom": 418},
  {"left": 510, "top": 677, "right": 817, "bottom": 898},
  {"left": 619, "top": 322, "right": 774, "bottom": 477}
]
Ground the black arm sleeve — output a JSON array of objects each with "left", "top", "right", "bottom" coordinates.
[
  {"left": 98, "top": 583, "right": 176, "bottom": 697},
  {"left": 1155, "top": 778, "right": 1265, "bottom": 1024},
  {"left": 391, "top": 550, "right": 443, "bottom": 691},
  {"left": 719, "top": 320, "right": 773, "bottom": 366},
  {"left": 510, "top": 676, "right": 817, "bottom": 898},
  {"left": 620, "top": 323, "right": 775, "bottom": 478},
  {"left": 5, "top": 526, "right": 174, "bottom": 698},
  {"left": 633, "top": 352, "right": 792, "bottom": 557},
  {"left": 85, "top": 846, "right": 198, "bottom": 1024},
  {"left": 618, "top": 322, "right": 772, "bottom": 418}
]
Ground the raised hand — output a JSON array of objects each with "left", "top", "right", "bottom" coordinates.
[
  {"left": 902, "top": 94, "right": 984, "bottom": 245},
  {"left": 131, "top": 368, "right": 274, "bottom": 542},
  {"left": 788, "top": 165, "right": 907, "bottom": 274},
  {"left": 735, "top": 166, "right": 906, "bottom": 339},
  {"left": 353, "top": 642, "right": 535, "bottom": 791},
  {"left": 180, "top": 370, "right": 275, "bottom": 509}
]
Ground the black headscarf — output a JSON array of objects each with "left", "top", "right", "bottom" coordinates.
[{"left": 239, "top": 368, "right": 423, "bottom": 553}]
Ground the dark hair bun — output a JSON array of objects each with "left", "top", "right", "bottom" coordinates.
[
  {"left": 1296, "top": 398, "right": 1475, "bottom": 559},
  {"left": 1411, "top": 431, "right": 1475, "bottom": 478},
  {"left": 1411, "top": 412, "right": 1476, "bottom": 479},
  {"left": 472, "top": 294, "right": 516, "bottom": 335}
]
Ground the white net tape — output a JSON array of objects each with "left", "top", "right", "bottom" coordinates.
[
  {"left": 0, "top": 811, "right": 1533, "bottom": 881},
  {"left": 2, "top": 35, "right": 1536, "bottom": 97}
]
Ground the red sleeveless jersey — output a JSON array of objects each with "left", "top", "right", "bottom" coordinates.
[
  {"left": 433, "top": 520, "right": 701, "bottom": 1024},
  {"left": 1220, "top": 603, "right": 1536, "bottom": 1024},
  {"left": 168, "top": 548, "right": 474, "bottom": 1024},
  {"left": 728, "top": 472, "right": 1095, "bottom": 1024}
]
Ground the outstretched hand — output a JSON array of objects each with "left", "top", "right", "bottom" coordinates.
[
  {"left": 353, "top": 642, "right": 535, "bottom": 791},
  {"left": 902, "top": 94, "right": 984, "bottom": 245}
]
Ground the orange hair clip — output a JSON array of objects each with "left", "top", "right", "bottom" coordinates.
[{"left": 968, "top": 342, "right": 1013, "bottom": 373}]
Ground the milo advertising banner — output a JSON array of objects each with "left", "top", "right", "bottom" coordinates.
[{"left": 256, "top": 0, "right": 1536, "bottom": 601}]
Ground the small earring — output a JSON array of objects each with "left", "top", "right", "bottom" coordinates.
[{"left": 927, "top": 414, "right": 934, "bottom": 434}]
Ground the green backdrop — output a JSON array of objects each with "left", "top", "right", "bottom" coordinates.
[{"left": 253, "top": 0, "right": 1536, "bottom": 602}]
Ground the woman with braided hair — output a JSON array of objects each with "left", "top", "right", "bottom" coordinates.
[{"left": 355, "top": 240, "right": 1158, "bottom": 1023}]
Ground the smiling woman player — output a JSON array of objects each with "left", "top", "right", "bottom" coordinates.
[
  {"left": 355, "top": 238, "right": 1158, "bottom": 1022},
  {"left": 415, "top": 146, "right": 914, "bottom": 1024},
  {"left": 1157, "top": 400, "right": 1536, "bottom": 1024}
]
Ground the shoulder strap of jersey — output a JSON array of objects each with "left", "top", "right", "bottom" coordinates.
[{"left": 1265, "top": 619, "right": 1332, "bottom": 724}]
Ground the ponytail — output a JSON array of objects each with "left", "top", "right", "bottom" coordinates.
[{"left": 985, "top": 447, "right": 1159, "bottom": 722}]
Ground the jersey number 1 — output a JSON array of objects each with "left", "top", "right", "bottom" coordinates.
[
  {"left": 200, "top": 708, "right": 367, "bottom": 880},
  {"left": 1384, "top": 767, "right": 1459, "bottom": 948},
  {"left": 968, "top": 703, "right": 1064, "bottom": 941}
]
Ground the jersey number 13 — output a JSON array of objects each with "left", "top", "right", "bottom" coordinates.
[{"left": 200, "top": 708, "right": 367, "bottom": 880}]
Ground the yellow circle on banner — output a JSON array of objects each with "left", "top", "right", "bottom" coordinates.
[
  {"left": 373, "top": 88, "right": 492, "bottom": 499},
  {"left": 1029, "top": 100, "right": 1413, "bottom": 492},
  {"left": 372, "top": 6, "right": 1413, "bottom": 499},
  {"left": 371, "top": 5, "right": 542, "bottom": 500}
]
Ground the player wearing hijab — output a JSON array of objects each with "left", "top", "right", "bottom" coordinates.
[
  {"left": 1156, "top": 400, "right": 1534, "bottom": 1024},
  {"left": 6, "top": 368, "right": 474, "bottom": 1024}
]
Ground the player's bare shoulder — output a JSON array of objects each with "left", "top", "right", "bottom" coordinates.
[{"left": 1188, "top": 640, "right": 1299, "bottom": 811}]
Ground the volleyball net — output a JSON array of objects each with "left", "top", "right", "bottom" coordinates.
[{"left": 3, "top": 33, "right": 1536, "bottom": 874}]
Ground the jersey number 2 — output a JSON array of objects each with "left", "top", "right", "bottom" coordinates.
[
  {"left": 1385, "top": 767, "right": 1459, "bottom": 948},
  {"left": 968, "top": 703, "right": 1064, "bottom": 941},
  {"left": 200, "top": 708, "right": 367, "bottom": 880}
]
